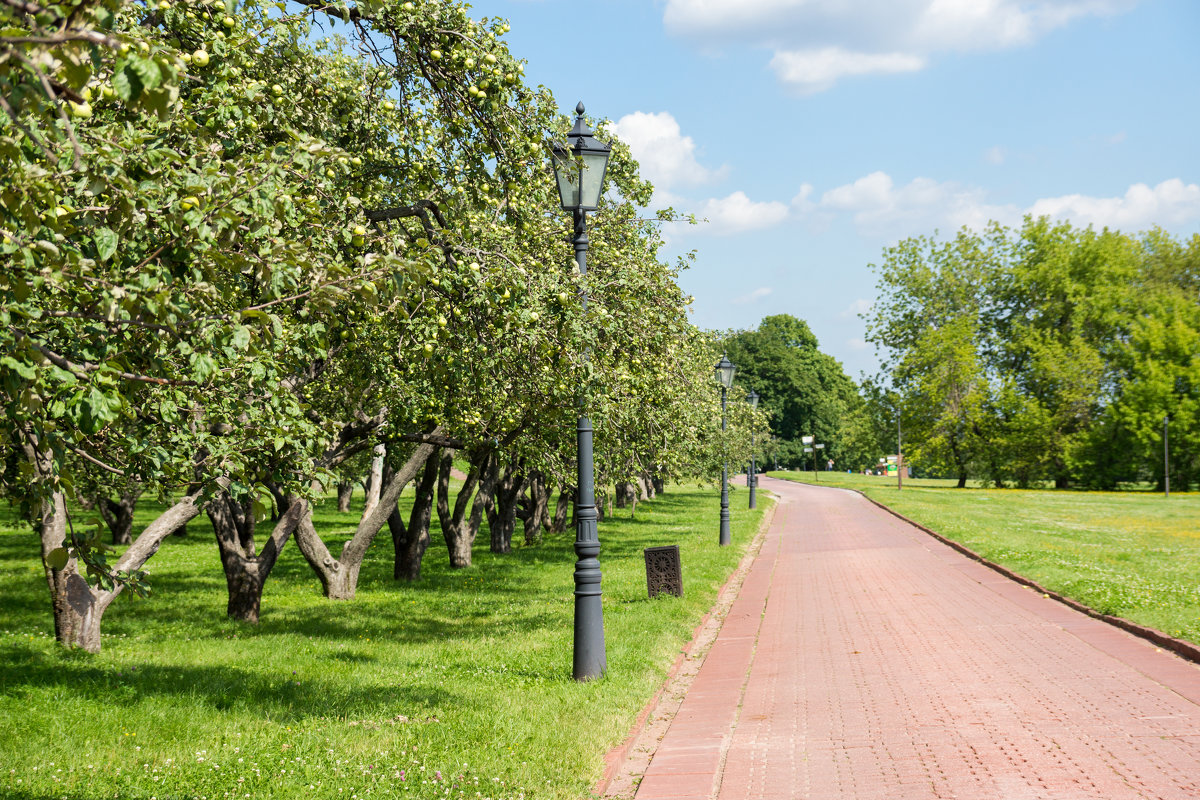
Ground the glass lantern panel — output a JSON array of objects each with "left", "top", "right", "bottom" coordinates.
[
  {"left": 578, "top": 151, "right": 609, "bottom": 209},
  {"left": 553, "top": 156, "right": 581, "bottom": 209}
]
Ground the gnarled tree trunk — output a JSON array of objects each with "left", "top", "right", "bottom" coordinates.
[
  {"left": 437, "top": 448, "right": 497, "bottom": 568},
  {"left": 98, "top": 484, "right": 142, "bottom": 545},
  {"left": 488, "top": 459, "right": 527, "bottom": 555},
  {"left": 336, "top": 482, "right": 354, "bottom": 513},
  {"left": 518, "top": 470, "right": 551, "bottom": 545},
  {"left": 550, "top": 487, "right": 573, "bottom": 535},
  {"left": 391, "top": 450, "right": 440, "bottom": 581},
  {"left": 21, "top": 426, "right": 213, "bottom": 652},
  {"left": 362, "top": 443, "right": 386, "bottom": 517},
  {"left": 295, "top": 438, "right": 439, "bottom": 599},
  {"left": 209, "top": 492, "right": 306, "bottom": 623}
]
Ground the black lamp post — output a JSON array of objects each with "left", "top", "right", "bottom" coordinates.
[
  {"left": 747, "top": 390, "right": 759, "bottom": 509},
  {"left": 1164, "top": 415, "right": 1170, "bottom": 498},
  {"left": 714, "top": 354, "right": 735, "bottom": 545},
  {"left": 551, "top": 101, "right": 612, "bottom": 682}
]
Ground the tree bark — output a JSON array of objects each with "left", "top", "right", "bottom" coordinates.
[
  {"left": 295, "top": 437, "right": 439, "bottom": 599},
  {"left": 391, "top": 450, "right": 439, "bottom": 581},
  {"left": 437, "top": 448, "right": 498, "bottom": 568},
  {"left": 615, "top": 481, "right": 633, "bottom": 509},
  {"left": 209, "top": 492, "right": 306, "bottom": 623},
  {"left": 550, "top": 487, "right": 573, "bottom": 535},
  {"left": 263, "top": 480, "right": 290, "bottom": 521},
  {"left": 362, "top": 443, "right": 386, "bottom": 517},
  {"left": 336, "top": 482, "right": 354, "bottom": 513},
  {"left": 98, "top": 485, "right": 141, "bottom": 545},
  {"left": 519, "top": 470, "right": 550, "bottom": 545},
  {"left": 488, "top": 460, "right": 527, "bottom": 554},
  {"left": 20, "top": 425, "right": 217, "bottom": 653}
]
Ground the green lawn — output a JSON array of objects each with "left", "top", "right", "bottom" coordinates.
[
  {"left": 770, "top": 470, "right": 1200, "bottom": 645},
  {"left": 0, "top": 483, "right": 768, "bottom": 800}
]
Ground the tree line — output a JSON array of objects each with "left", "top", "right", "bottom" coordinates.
[
  {"left": 1, "top": 0, "right": 767, "bottom": 651},
  {"left": 864, "top": 218, "right": 1198, "bottom": 489},
  {"left": 722, "top": 314, "right": 879, "bottom": 473}
]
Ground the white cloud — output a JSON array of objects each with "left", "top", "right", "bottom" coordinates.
[
  {"left": 734, "top": 287, "right": 774, "bottom": 304},
  {"left": 847, "top": 337, "right": 870, "bottom": 351},
  {"left": 695, "top": 191, "right": 790, "bottom": 235},
  {"left": 984, "top": 146, "right": 1006, "bottom": 165},
  {"left": 841, "top": 298, "right": 874, "bottom": 318},
  {"left": 770, "top": 48, "right": 925, "bottom": 94},
  {"left": 814, "top": 171, "right": 1018, "bottom": 235},
  {"left": 1029, "top": 179, "right": 1200, "bottom": 230},
  {"left": 662, "top": 0, "right": 1139, "bottom": 92},
  {"left": 800, "top": 172, "right": 1200, "bottom": 238},
  {"left": 611, "top": 111, "right": 726, "bottom": 190}
]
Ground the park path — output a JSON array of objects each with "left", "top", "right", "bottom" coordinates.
[{"left": 629, "top": 477, "right": 1200, "bottom": 799}]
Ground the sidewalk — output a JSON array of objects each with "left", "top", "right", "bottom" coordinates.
[{"left": 619, "top": 477, "right": 1200, "bottom": 799}]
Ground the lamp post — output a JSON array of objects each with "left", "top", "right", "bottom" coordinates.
[
  {"left": 715, "top": 354, "right": 735, "bottom": 546},
  {"left": 1164, "top": 415, "right": 1170, "bottom": 498},
  {"left": 897, "top": 409, "right": 903, "bottom": 491},
  {"left": 550, "top": 101, "right": 612, "bottom": 682},
  {"left": 747, "top": 390, "right": 759, "bottom": 509},
  {"left": 814, "top": 442, "right": 824, "bottom": 482}
]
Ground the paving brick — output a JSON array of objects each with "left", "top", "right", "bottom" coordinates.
[{"left": 632, "top": 477, "right": 1200, "bottom": 800}]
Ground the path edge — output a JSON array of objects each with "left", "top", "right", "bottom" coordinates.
[
  {"left": 593, "top": 493, "right": 779, "bottom": 799},
  {"left": 839, "top": 485, "right": 1200, "bottom": 667}
]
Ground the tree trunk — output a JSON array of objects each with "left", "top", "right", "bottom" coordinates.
[
  {"left": 98, "top": 486, "right": 141, "bottom": 545},
  {"left": 264, "top": 480, "right": 290, "bottom": 521},
  {"left": 957, "top": 471, "right": 968, "bottom": 489},
  {"left": 209, "top": 491, "right": 305, "bottom": 623},
  {"left": 615, "top": 481, "right": 632, "bottom": 509},
  {"left": 550, "top": 487, "right": 573, "bottom": 535},
  {"left": 362, "top": 443, "right": 386, "bottom": 517},
  {"left": 438, "top": 448, "right": 497, "bottom": 568},
  {"left": 640, "top": 472, "right": 656, "bottom": 500},
  {"left": 295, "top": 438, "right": 439, "bottom": 599},
  {"left": 520, "top": 471, "right": 550, "bottom": 545},
  {"left": 488, "top": 460, "right": 527, "bottom": 555},
  {"left": 19, "top": 426, "right": 214, "bottom": 652},
  {"left": 336, "top": 482, "right": 354, "bottom": 513},
  {"left": 391, "top": 450, "right": 439, "bottom": 581},
  {"left": 651, "top": 475, "right": 665, "bottom": 495}
]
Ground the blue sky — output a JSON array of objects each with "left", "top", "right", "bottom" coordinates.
[{"left": 488, "top": 0, "right": 1200, "bottom": 380}]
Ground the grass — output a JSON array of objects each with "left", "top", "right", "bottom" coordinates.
[
  {"left": 0, "top": 482, "right": 768, "bottom": 800},
  {"left": 770, "top": 470, "right": 1200, "bottom": 646}
]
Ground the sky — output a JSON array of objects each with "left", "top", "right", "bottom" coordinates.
[{"left": 486, "top": 0, "right": 1200, "bottom": 380}]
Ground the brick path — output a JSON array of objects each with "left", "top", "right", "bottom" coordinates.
[{"left": 632, "top": 477, "right": 1200, "bottom": 799}]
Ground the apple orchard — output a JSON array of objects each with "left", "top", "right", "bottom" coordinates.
[{"left": 0, "top": 0, "right": 768, "bottom": 651}]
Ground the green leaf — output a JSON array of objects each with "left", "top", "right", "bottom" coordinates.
[
  {"left": 93, "top": 227, "right": 118, "bottom": 262},
  {"left": 46, "top": 547, "right": 69, "bottom": 570}
]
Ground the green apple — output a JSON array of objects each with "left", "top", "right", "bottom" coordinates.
[{"left": 192, "top": 48, "right": 210, "bottom": 67}]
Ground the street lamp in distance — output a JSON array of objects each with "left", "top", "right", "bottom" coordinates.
[
  {"left": 747, "top": 390, "right": 759, "bottom": 509},
  {"left": 714, "top": 354, "right": 735, "bottom": 546},
  {"left": 550, "top": 101, "right": 612, "bottom": 683}
]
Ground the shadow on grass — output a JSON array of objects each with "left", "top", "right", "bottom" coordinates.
[{"left": 1, "top": 644, "right": 458, "bottom": 721}]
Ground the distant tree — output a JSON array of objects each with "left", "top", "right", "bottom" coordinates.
[{"left": 724, "top": 314, "right": 871, "bottom": 470}]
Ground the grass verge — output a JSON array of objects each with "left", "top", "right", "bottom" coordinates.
[
  {"left": 769, "top": 470, "right": 1199, "bottom": 647},
  {"left": 0, "top": 483, "right": 769, "bottom": 800}
]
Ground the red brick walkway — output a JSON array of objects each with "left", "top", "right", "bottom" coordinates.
[{"left": 633, "top": 477, "right": 1200, "bottom": 799}]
